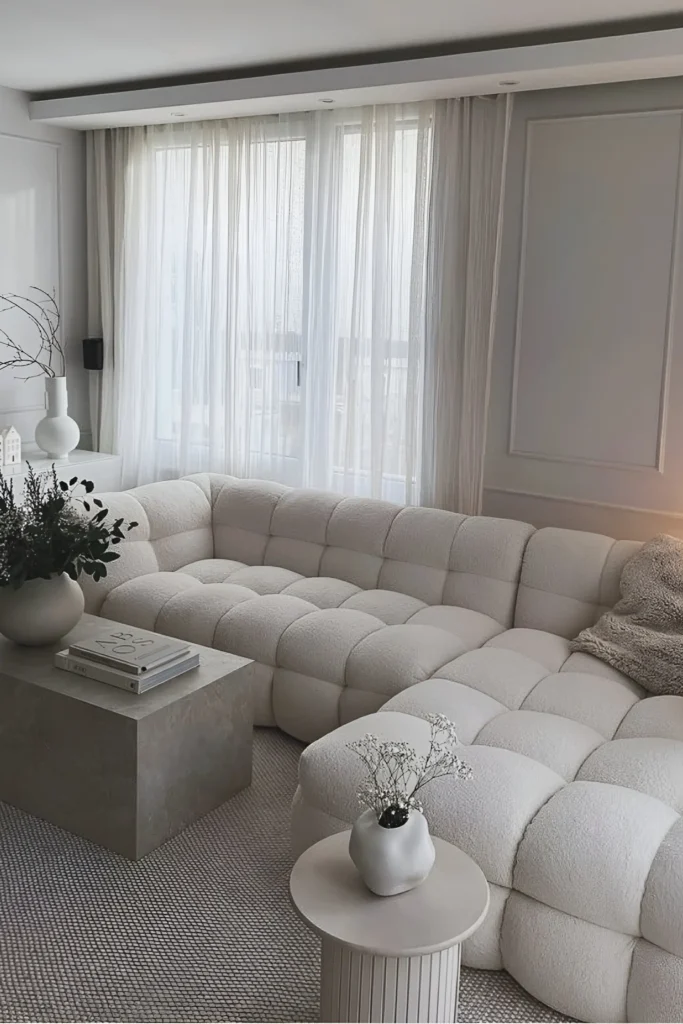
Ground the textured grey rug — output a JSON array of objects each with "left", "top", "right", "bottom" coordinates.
[{"left": 0, "top": 729, "right": 570, "bottom": 1024}]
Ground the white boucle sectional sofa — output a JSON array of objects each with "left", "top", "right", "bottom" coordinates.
[{"left": 82, "top": 473, "right": 683, "bottom": 1024}]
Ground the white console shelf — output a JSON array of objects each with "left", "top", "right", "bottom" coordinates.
[{"left": 1, "top": 449, "right": 122, "bottom": 500}]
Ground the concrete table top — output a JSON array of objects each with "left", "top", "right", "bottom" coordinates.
[{"left": 0, "top": 612, "right": 252, "bottom": 718}]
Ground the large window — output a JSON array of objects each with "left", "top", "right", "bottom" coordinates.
[{"left": 116, "top": 106, "right": 433, "bottom": 500}]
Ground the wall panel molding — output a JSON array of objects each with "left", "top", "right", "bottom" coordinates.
[
  {"left": 0, "top": 131, "right": 61, "bottom": 444},
  {"left": 507, "top": 109, "right": 682, "bottom": 474},
  {"left": 0, "top": 85, "right": 88, "bottom": 447},
  {"left": 486, "top": 83, "right": 683, "bottom": 535},
  {"left": 657, "top": 111, "right": 683, "bottom": 475},
  {"left": 483, "top": 486, "right": 683, "bottom": 541},
  {"left": 486, "top": 485, "right": 683, "bottom": 520}
]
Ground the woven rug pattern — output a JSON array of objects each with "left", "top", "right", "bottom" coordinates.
[{"left": 0, "top": 729, "right": 569, "bottom": 1023}]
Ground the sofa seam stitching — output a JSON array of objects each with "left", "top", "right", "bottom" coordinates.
[
  {"left": 337, "top": 586, "right": 383, "bottom": 608},
  {"left": 341, "top": 623, "right": 389, "bottom": 691},
  {"left": 321, "top": 497, "right": 345, "bottom": 549},
  {"left": 511, "top": 527, "right": 537, "bottom": 627},
  {"left": 468, "top": 706, "right": 509, "bottom": 744},
  {"left": 572, "top": 738, "right": 610, "bottom": 780},
  {"left": 443, "top": 567, "right": 521, "bottom": 585},
  {"left": 210, "top": 596, "right": 260, "bottom": 649},
  {"left": 637, "top": 814, "right": 682, "bottom": 955},
  {"left": 558, "top": 649, "right": 573, "bottom": 672},
  {"left": 508, "top": 779, "right": 565, "bottom": 894},
  {"left": 497, "top": 888, "right": 515, "bottom": 970},
  {"left": 263, "top": 493, "right": 284, "bottom": 567},
  {"left": 441, "top": 517, "right": 469, "bottom": 604},
  {"left": 378, "top": 506, "right": 405, "bottom": 559},
  {"left": 516, "top": 581, "right": 601, "bottom": 604},
  {"left": 151, "top": 581, "right": 203, "bottom": 633},
  {"left": 612, "top": 696, "right": 647, "bottom": 738},
  {"left": 624, "top": 938, "right": 640, "bottom": 1019},
  {"left": 515, "top": 669, "right": 553, "bottom": 714}
]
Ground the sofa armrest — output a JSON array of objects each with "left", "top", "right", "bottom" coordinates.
[{"left": 77, "top": 479, "right": 213, "bottom": 614}]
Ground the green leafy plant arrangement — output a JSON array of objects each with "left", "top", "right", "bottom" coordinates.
[{"left": 0, "top": 464, "right": 138, "bottom": 589}]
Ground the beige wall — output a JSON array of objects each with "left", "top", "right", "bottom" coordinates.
[
  {"left": 484, "top": 78, "right": 683, "bottom": 540},
  {"left": 0, "top": 85, "right": 89, "bottom": 450}
]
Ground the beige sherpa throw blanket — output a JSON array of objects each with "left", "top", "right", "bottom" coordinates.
[{"left": 570, "top": 533, "right": 683, "bottom": 695}]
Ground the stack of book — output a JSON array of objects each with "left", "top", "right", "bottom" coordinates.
[{"left": 55, "top": 628, "right": 199, "bottom": 694}]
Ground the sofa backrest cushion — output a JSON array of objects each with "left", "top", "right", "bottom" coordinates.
[
  {"left": 514, "top": 528, "right": 642, "bottom": 638},
  {"left": 191, "top": 474, "right": 535, "bottom": 626},
  {"left": 88, "top": 475, "right": 643, "bottom": 635},
  {"left": 80, "top": 479, "right": 213, "bottom": 613}
]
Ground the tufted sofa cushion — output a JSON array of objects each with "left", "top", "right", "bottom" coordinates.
[
  {"left": 80, "top": 479, "right": 214, "bottom": 614},
  {"left": 515, "top": 528, "right": 642, "bottom": 638}
]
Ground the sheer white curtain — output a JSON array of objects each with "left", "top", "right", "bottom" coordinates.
[
  {"left": 421, "top": 95, "right": 512, "bottom": 514},
  {"left": 88, "top": 105, "right": 433, "bottom": 499},
  {"left": 86, "top": 129, "right": 130, "bottom": 455}
]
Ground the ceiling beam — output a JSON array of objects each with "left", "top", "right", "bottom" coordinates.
[{"left": 29, "top": 27, "right": 683, "bottom": 129}]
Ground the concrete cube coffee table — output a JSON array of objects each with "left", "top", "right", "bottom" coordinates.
[{"left": 0, "top": 613, "right": 254, "bottom": 859}]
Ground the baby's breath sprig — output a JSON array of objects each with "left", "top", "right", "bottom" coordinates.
[{"left": 349, "top": 713, "right": 472, "bottom": 828}]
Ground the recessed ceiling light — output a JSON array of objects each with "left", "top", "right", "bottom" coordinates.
[
  {"left": 499, "top": 80, "right": 519, "bottom": 87},
  {"left": 320, "top": 98, "right": 334, "bottom": 104},
  {"left": 170, "top": 112, "right": 186, "bottom": 117}
]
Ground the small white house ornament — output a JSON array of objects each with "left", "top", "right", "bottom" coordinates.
[{"left": 0, "top": 425, "right": 21, "bottom": 466}]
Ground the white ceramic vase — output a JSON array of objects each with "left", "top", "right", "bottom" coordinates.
[
  {"left": 349, "top": 808, "right": 436, "bottom": 897},
  {"left": 35, "top": 376, "right": 80, "bottom": 459},
  {"left": 0, "top": 573, "right": 84, "bottom": 646}
]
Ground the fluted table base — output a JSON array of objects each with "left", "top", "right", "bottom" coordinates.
[{"left": 320, "top": 938, "right": 461, "bottom": 1023}]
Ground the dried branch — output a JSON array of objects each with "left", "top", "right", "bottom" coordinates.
[{"left": 0, "top": 286, "right": 65, "bottom": 380}]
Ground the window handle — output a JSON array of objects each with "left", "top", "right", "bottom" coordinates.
[{"left": 296, "top": 359, "right": 302, "bottom": 387}]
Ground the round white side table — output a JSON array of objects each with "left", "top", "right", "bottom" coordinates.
[{"left": 290, "top": 831, "right": 489, "bottom": 1024}]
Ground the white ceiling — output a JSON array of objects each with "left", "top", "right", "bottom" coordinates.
[{"left": 2, "top": 0, "right": 683, "bottom": 94}]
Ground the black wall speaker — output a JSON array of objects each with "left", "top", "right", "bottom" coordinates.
[{"left": 82, "top": 337, "right": 104, "bottom": 371}]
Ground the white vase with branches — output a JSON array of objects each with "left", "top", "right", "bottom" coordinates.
[
  {"left": 347, "top": 714, "right": 473, "bottom": 896},
  {"left": 0, "top": 287, "right": 80, "bottom": 459}
]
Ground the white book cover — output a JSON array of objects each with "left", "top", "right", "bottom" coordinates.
[{"left": 69, "top": 628, "right": 190, "bottom": 675}]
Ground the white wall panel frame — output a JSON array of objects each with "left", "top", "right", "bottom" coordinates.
[
  {"left": 0, "top": 132, "right": 61, "bottom": 445},
  {"left": 508, "top": 110, "right": 682, "bottom": 473},
  {"left": 486, "top": 80, "right": 683, "bottom": 536},
  {"left": 0, "top": 86, "right": 88, "bottom": 450}
]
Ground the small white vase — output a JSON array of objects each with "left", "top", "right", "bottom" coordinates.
[
  {"left": 35, "top": 376, "right": 80, "bottom": 459},
  {"left": 349, "top": 808, "right": 436, "bottom": 897},
  {"left": 0, "top": 573, "right": 84, "bottom": 646}
]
